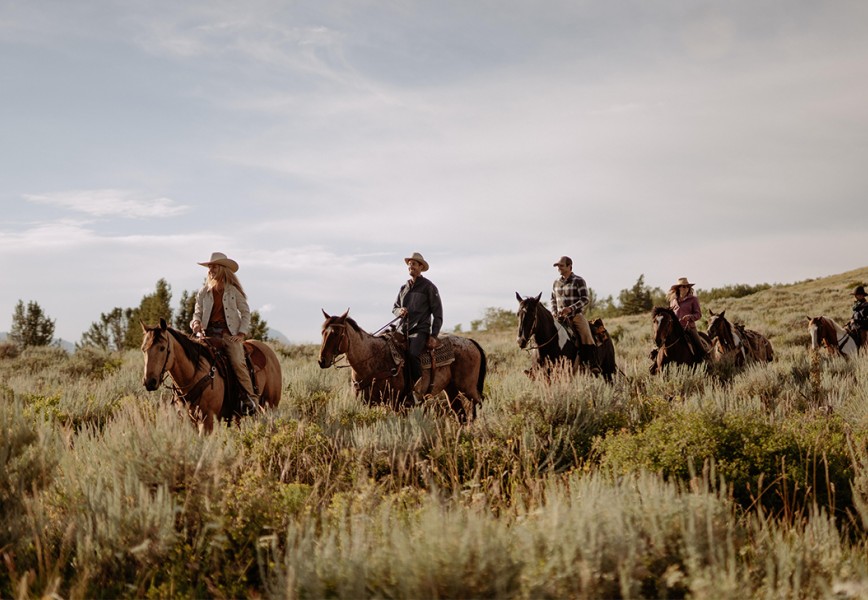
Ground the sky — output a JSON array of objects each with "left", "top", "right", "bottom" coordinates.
[{"left": 2, "top": 0, "right": 867, "bottom": 345}]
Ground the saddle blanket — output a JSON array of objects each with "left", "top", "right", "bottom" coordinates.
[{"left": 387, "top": 337, "right": 455, "bottom": 369}]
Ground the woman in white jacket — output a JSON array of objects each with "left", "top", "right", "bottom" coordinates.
[{"left": 190, "top": 252, "right": 259, "bottom": 415}]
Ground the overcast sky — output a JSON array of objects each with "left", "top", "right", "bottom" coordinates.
[{"left": 2, "top": 0, "right": 867, "bottom": 344}]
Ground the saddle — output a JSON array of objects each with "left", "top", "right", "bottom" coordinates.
[
  {"left": 384, "top": 331, "right": 456, "bottom": 369},
  {"left": 200, "top": 337, "right": 265, "bottom": 415}
]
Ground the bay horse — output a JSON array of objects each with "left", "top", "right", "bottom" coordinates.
[
  {"left": 515, "top": 292, "right": 616, "bottom": 381},
  {"left": 650, "top": 306, "right": 710, "bottom": 374},
  {"left": 807, "top": 316, "right": 859, "bottom": 357},
  {"left": 317, "top": 310, "right": 486, "bottom": 422},
  {"left": 707, "top": 309, "right": 774, "bottom": 365},
  {"left": 141, "top": 319, "right": 282, "bottom": 433}
]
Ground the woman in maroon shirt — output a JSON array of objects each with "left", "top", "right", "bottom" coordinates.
[{"left": 668, "top": 277, "right": 706, "bottom": 359}]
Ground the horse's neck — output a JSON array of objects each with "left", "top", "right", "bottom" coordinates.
[
  {"left": 718, "top": 319, "right": 738, "bottom": 349},
  {"left": 168, "top": 336, "right": 206, "bottom": 384},
  {"left": 344, "top": 326, "right": 386, "bottom": 375},
  {"left": 534, "top": 307, "right": 557, "bottom": 340}
]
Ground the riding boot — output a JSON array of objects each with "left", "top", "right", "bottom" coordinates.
[
  {"left": 580, "top": 344, "right": 602, "bottom": 376},
  {"left": 687, "top": 328, "right": 707, "bottom": 361},
  {"left": 226, "top": 337, "right": 260, "bottom": 415}
]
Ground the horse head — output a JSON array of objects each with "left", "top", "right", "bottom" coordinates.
[
  {"left": 515, "top": 292, "right": 542, "bottom": 349},
  {"left": 652, "top": 307, "right": 676, "bottom": 347},
  {"left": 318, "top": 308, "right": 350, "bottom": 368},
  {"left": 141, "top": 318, "right": 172, "bottom": 391}
]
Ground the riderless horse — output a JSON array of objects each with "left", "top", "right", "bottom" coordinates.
[
  {"left": 807, "top": 316, "right": 860, "bottom": 357},
  {"left": 515, "top": 292, "right": 615, "bottom": 381},
  {"left": 318, "top": 310, "right": 486, "bottom": 422},
  {"left": 707, "top": 309, "right": 774, "bottom": 365},
  {"left": 650, "top": 306, "right": 710, "bottom": 374},
  {"left": 141, "top": 319, "right": 282, "bottom": 433}
]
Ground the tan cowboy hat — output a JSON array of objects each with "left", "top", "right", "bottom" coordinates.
[
  {"left": 670, "top": 276, "right": 695, "bottom": 290},
  {"left": 198, "top": 251, "right": 239, "bottom": 273},
  {"left": 404, "top": 251, "right": 429, "bottom": 272}
]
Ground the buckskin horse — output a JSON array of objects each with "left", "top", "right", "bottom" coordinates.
[
  {"left": 318, "top": 310, "right": 486, "bottom": 422},
  {"left": 141, "top": 319, "right": 282, "bottom": 433},
  {"left": 807, "top": 315, "right": 860, "bottom": 357},
  {"left": 707, "top": 309, "right": 774, "bottom": 366},
  {"left": 650, "top": 306, "right": 711, "bottom": 374},
  {"left": 515, "top": 292, "right": 616, "bottom": 381}
]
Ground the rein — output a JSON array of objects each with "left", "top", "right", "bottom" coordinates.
[
  {"left": 152, "top": 332, "right": 218, "bottom": 405},
  {"left": 520, "top": 306, "right": 559, "bottom": 352}
]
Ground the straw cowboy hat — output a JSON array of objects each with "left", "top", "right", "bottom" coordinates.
[
  {"left": 670, "top": 276, "right": 695, "bottom": 291},
  {"left": 198, "top": 252, "right": 239, "bottom": 273},
  {"left": 853, "top": 285, "right": 867, "bottom": 297},
  {"left": 404, "top": 252, "right": 429, "bottom": 272}
]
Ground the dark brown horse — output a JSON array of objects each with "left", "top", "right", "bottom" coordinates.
[
  {"left": 808, "top": 316, "right": 859, "bottom": 357},
  {"left": 515, "top": 292, "right": 615, "bottom": 381},
  {"left": 141, "top": 319, "right": 282, "bottom": 433},
  {"left": 707, "top": 309, "right": 774, "bottom": 365},
  {"left": 317, "top": 310, "right": 486, "bottom": 422},
  {"left": 650, "top": 306, "right": 710, "bottom": 374}
]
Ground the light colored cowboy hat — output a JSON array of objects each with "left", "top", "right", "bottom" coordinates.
[
  {"left": 670, "top": 276, "right": 695, "bottom": 290},
  {"left": 404, "top": 252, "right": 429, "bottom": 272},
  {"left": 198, "top": 251, "right": 239, "bottom": 273}
]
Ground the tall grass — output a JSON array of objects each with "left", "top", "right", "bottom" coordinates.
[{"left": 2, "top": 268, "right": 868, "bottom": 598}]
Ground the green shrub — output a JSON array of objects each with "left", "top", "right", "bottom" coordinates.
[{"left": 595, "top": 409, "right": 859, "bottom": 519}]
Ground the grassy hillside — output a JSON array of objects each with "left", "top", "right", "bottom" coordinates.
[{"left": 2, "top": 268, "right": 868, "bottom": 598}]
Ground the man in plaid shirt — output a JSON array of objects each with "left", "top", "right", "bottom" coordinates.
[{"left": 551, "top": 256, "right": 601, "bottom": 374}]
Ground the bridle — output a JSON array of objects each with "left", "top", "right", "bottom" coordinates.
[
  {"left": 518, "top": 303, "right": 558, "bottom": 351},
  {"left": 146, "top": 329, "right": 217, "bottom": 403},
  {"left": 320, "top": 322, "right": 351, "bottom": 368}
]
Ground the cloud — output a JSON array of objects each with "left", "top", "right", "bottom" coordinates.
[{"left": 24, "top": 190, "right": 190, "bottom": 218}]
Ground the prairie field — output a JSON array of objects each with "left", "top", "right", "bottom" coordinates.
[{"left": 2, "top": 267, "right": 868, "bottom": 599}]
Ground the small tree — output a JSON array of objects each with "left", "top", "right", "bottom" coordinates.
[
  {"left": 124, "top": 279, "right": 173, "bottom": 350},
  {"left": 79, "top": 307, "right": 128, "bottom": 351},
  {"left": 173, "top": 289, "right": 197, "bottom": 333},
  {"left": 9, "top": 300, "right": 55, "bottom": 347},
  {"left": 248, "top": 310, "right": 269, "bottom": 341}
]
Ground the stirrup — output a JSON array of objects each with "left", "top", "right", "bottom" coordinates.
[{"left": 241, "top": 395, "right": 259, "bottom": 416}]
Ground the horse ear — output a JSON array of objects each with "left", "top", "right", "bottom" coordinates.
[
  {"left": 515, "top": 291, "right": 523, "bottom": 303},
  {"left": 140, "top": 319, "right": 148, "bottom": 333},
  {"left": 719, "top": 310, "right": 726, "bottom": 318},
  {"left": 159, "top": 318, "right": 168, "bottom": 331},
  {"left": 322, "top": 308, "right": 331, "bottom": 319},
  {"left": 535, "top": 292, "right": 542, "bottom": 302},
  {"left": 339, "top": 308, "right": 349, "bottom": 321},
  {"left": 708, "top": 309, "right": 716, "bottom": 316}
]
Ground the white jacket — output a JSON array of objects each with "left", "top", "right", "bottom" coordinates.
[{"left": 191, "top": 283, "right": 251, "bottom": 335}]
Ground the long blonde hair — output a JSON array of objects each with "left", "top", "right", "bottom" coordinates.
[
  {"left": 667, "top": 285, "right": 694, "bottom": 303},
  {"left": 206, "top": 264, "right": 247, "bottom": 298}
]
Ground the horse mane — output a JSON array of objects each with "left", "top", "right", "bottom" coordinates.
[
  {"left": 161, "top": 327, "right": 207, "bottom": 368},
  {"left": 710, "top": 312, "right": 736, "bottom": 349},
  {"left": 652, "top": 306, "right": 686, "bottom": 335},
  {"left": 324, "top": 315, "right": 365, "bottom": 334}
]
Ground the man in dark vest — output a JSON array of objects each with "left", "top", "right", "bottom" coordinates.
[
  {"left": 849, "top": 285, "right": 868, "bottom": 348},
  {"left": 393, "top": 252, "right": 443, "bottom": 402}
]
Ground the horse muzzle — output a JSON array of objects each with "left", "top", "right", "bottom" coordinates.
[
  {"left": 516, "top": 336, "right": 527, "bottom": 349},
  {"left": 143, "top": 377, "right": 159, "bottom": 391}
]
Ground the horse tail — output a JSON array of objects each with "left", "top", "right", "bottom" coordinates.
[{"left": 470, "top": 338, "right": 487, "bottom": 398}]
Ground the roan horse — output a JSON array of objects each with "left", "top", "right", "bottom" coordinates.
[
  {"left": 707, "top": 309, "right": 774, "bottom": 366},
  {"left": 318, "top": 310, "right": 486, "bottom": 422},
  {"left": 141, "top": 319, "right": 282, "bottom": 433},
  {"left": 515, "top": 292, "right": 616, "bottom": 381},
  {"left": 807, "top": 316, "right": 860, "bottom": 357},
  {"left": 650, "top": 306, "right": 711, "bottom": 374}
]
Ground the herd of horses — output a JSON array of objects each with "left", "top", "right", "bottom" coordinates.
[{"left": 139, "top": 299, "right": 865, "bottom": 432}]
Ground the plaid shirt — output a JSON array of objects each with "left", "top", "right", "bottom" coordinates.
[{"left": 551, "top": 272, "right": 589, "bottom": 316}]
